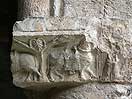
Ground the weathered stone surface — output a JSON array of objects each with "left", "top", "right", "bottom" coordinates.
[
  {"left": 18, "top": 0, "right": 132, "bottom": 19},
  {"left": 11, "top": 17, "right": 132, "bottom": 88},
  {"left": 13, "top": 18, "right": 46, "bottom": 32},
  {"left": 50, "top": 83, "right": 132, "bottom": 99},
  {"left": 22, "top": 83, "right": 132, "bottom": 99},
  {"left": 12, "top": 0, "right": 132, "bottom": 95},
  {"left": 18, "top": 0, "right": 50, "bottom": 19},
  {"left": 13, "top": 17, "right": 81, "bottom": 31}
]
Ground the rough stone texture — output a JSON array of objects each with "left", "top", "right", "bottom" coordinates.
[
  {"left": 50, "top": 83, "right": 132, "bottom": 99},
  {"left": 11, "top": 17, "right": 132, "bottom": 88},
  {"left": 11, "top": 0, "right": 132, "bottom": 98},
  {"left": 23, "top": 83, "right": 132, "bottom": 99},
  {"left": 18, "top": 0, "right": 50, "bottom": 19}
]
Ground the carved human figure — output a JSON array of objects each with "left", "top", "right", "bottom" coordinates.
[
  {"left": 75, "top": 39, "right": 97, "bottom": 80},
  {"left": 63, "top": 47, "right": 80, "bottom": 75},
  {"left": 103, "top": 50, "right": 122, "bottom": 81},
  {"left": 11, "top": 51, "right": 41, "bottom": 81},
  {"left": 104, "top": 42, "right": 123, "bottom": 81},
  {"left": 113, "top": 55, "right": 121, "bottom": 78},
  {"left": 111, "top": 54, "right": 122, "bottom": 81}
]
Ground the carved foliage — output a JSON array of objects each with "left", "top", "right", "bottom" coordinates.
[{"left": 30, "top": 38, "right": 46, "bottom": 52}]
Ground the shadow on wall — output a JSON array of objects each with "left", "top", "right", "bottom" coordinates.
[{"left": 0, "top": 0, "right": 27, "bottom": 99}]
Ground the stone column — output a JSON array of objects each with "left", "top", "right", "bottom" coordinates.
[
  {"left": 11, "top": 0, "right": 132, "bottom": 99},
  {"left": 18, "top": 0, "right": 50, "bottom": 19}
]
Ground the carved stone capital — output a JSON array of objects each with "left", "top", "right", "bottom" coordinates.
[{"left": 11, "top": 17, "right": 132, "bottom": 90}]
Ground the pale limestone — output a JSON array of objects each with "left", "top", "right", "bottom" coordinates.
[
  {"left": 11, "top": 17, "right": 132, "bottom": 88},
  {"left": 11, "top": 0, "right": 132, "bottom": 98},
  {"left": 50, "top": 83, "right": 132, "bottom": 99}
]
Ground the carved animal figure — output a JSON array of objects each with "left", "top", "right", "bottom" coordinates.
[
  {"left": 11, "top": 51, "right": 41, "bottom": 81},
  {"left": 19, "top": 54, "right": 41, "bottom": 76},
  {"left": 63, "top": 47, "right": 80, "bottom": 73}
]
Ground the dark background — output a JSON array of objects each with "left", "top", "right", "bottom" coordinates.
[{"left": 0, "top": 0, "right": 27, "bottom": 98}]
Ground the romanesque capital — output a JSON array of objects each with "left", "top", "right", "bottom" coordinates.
[{"left": 12, "top": 0, "right": 132, "bottom": 95}]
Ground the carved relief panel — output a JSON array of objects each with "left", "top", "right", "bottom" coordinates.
[
  {"left": 11, "top": 16, "right": 132, "bottom": 89},
  {"left": 11, "top": 34, "right": 115, "bottom": 85}
]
